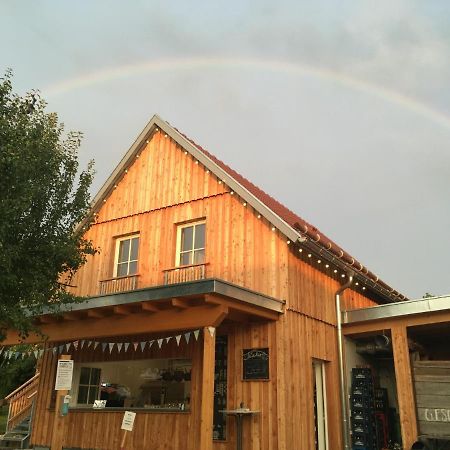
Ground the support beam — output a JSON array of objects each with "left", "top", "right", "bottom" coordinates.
[
  {"left": 50, "top": 354, "right": 71, "bottom": 450},
  {"left": 113, "top": 306, "right": 131, "bottom": 316},
  {"left": 140, "top": 302, "right": 160, "bottom": 313},
  {"left": 199, "top": 326, "right": 216, "bottom": 450},
  {"left": 87, "top": 309, "right": 108, "bottom": 319},
  {"left": 391, "top": 325, "right": 418, "bottom": 449},
  {"left": 171, "top": 298, "right": 190, "bottom": 309},
  {"left": 3, "top": 305, "right": 229, "bottom": 345}
]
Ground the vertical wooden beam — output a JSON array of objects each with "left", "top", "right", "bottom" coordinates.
[
  {"left": 199, "top": 326, "right": 216, "bottom": 450},
  {"left": 391, "top": 325, "right": 418, "bottom": 449},
  {"left": 50, "top": 354, "right": 71, "bottom": 450}
]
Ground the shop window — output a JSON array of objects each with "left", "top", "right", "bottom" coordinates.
[
  {"left": 114, "top": 234, "right": 139, "bottom": 277},
  {"left": 313, "top": 360, "right": 329, "bottom": 450},
  {"left": 176, "top": 221, "right": 205, "bottom": 266},
  {"left": 77, "top": 367, "right": 101, "bottom": 405},
  {"left": 70, "top": 358, "right": 192, "bottom": 411}
]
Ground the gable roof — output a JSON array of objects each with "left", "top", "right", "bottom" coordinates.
[{"left": 88, "top": 114, "right": 406, "bottom": 304}]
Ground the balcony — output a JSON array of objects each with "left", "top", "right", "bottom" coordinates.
[
  {"left": 99, "top": 274, "right": 139, "bottom": 295},
  {"left": 163, "top": 263, "right": 208, "bottom": 285}
]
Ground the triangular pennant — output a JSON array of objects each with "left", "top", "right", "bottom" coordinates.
[
  {"left": 21, "top": 353, "right": 26, "bottom": 360},
  {"left": 65, "top": 343, "right": 71, "bottom": 352},
  {"left": 80, "top": 340, "right": 85, "bottom": 349},
  {"left": 93, "top": 342, "right": 100, "bottom": 351},
  {"left": 73, "top": 341, "right": 79, "bottom": 350},
  {"left": 133, "top": 342, "right": 139, "bottom": 351},
  {"left": 148, "top": 340, "right": 154, "bottom": 349},
  {"left": 184, "top": 332, "right": 191, "bottom": 345},
  {"left": 165, "top": 337, "right": 172, "bottom": 344},
  {"left": 39, "top": 349, "right": 44, "bottom": 357},
  {"left": 124, "top": 343, "right": 130, "bottom": 353},
  {"left": 58, "top": 345, "right": 64, "bottom": 354},
  {"left": 117, "top": 343, "right": 123, "bottom": 353},
  {"left": 101, "top": 343, "right": 107, "bottom": 352},
  {"left": 33, "top": 351, "right": 38, "bottom": 359},
  {"left": 0, "top": 347, "right": 4, "bottom": 356},
  {"left": 193, "top": 330, "right": 200, "bottom": 341},
  {"left": 157, "top": 339, "right": 163, "bottom": 349},
  {"left": 140, "top": 341, "right": 147, "bottom": 352},
  {"left": 207, "top": 326, "right": 216, "bottom": 337},
  {"left": 52, "top": 347, "right": 57, "bottom": 355},
  {"left": 175, "top": 335, "right": 182, "bottom": 346},
  {"left": 86, "top": 341, "right": 92, "bottom": 348},
  {"left": 108, "top": 343, "right": 115, "bottom": 354}
]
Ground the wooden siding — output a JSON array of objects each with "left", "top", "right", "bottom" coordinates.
[{"left": 30, "top": 131, "right": 382, "bottom": 450}]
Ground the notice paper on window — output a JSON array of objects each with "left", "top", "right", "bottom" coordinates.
[
  {"left": 55, "top": 360, "right": 74, "bottom": 391},
  {"left": 121, "top": 411, "right": 136, "bottom": 431}
]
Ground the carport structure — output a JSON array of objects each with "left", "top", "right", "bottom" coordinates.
[{"left": 342, "top": 294, "right": 450, "bottom": 449}]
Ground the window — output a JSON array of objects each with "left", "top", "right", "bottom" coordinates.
[
  {"left": 114, "top": 235, "right": 139, "bottom": 277},
  {"left": 313, "top": 360, "right": 329, "bottom": 450},
  {"left": 77, "top": 367, "right": 101, "bottom": 405},
  {"left": 71, "top": 359, "right": 192, "bottom": 410},
  {"left": 176, "top": 222, "right": 205, "bottom": 266}
]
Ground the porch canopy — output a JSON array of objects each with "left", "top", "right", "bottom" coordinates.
[
  {"left": 342, "top": 294, "right": 450, "bottom": 450},
  {"left": 3, "top": 278, "right": 284, "bottom": 346}
]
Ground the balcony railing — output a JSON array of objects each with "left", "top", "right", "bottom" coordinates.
[
  {"left": 163, "top": 263, "right": 208, "bottom": 285},
  {"left": 99, "top": 274, "right": 139, "bottom": 295}
]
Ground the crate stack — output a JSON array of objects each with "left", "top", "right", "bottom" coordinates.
[{"left": 350, "top": 368, "right": 378, "bottom": 450}]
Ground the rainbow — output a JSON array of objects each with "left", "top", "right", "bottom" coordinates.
[{"left": 43, "top": 57, "right": 450, "bottom": 130}]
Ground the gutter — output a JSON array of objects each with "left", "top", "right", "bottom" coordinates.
[{"left": 335, "top": 272, "right": 354, "bottom": 450}]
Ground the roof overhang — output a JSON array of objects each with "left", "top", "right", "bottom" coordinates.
[
  {"left": 342, "top": 294, "right": 450, "bottom": 336},
  {"left": 3, "top": 279, "right": 284, "bottom": 345}
]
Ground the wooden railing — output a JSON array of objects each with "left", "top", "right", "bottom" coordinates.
[
  {"left": 99, "top": 274, "right": 139, "bottom": 295},
  {"left": 163, "top": 263, "right": 207, "bottom": 285},
  {"left": 5, "top": 372, "right": 40, "bottom": 432}
]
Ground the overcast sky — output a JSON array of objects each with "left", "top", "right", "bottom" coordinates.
[{"left": 1, "top": 0, "right": 449, "bottom": 299}]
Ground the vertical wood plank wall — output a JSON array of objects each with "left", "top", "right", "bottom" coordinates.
[{"left": 33, "top": 131, "right": 382, "bottom": 449}]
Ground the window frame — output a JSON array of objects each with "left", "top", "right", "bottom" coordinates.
[
  {"left": 77, "top": 366, "right": 101, "bottom": 406},
  {"left": 113, "top": 234, "right": 140, "bottom": 278},
  {"left": 175, "top": 220, "right": 206, "bottom": 267}
]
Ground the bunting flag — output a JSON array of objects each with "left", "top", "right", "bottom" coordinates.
[
  {"left": 0, "top": 328, "right": 204, "bottom": 360},
  {"left": 207, "top": 327, "right": 216, "bottom": 337}
]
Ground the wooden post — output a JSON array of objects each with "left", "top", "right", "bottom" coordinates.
[
  {"left": 391, "top": 325, "right": 418, "bottom": 449},
  {"left": 50, "top": 354, "right": 71, "bottom": 450},
  {"left": 199, "top": 326, "right": 216, "bottom": 450}
]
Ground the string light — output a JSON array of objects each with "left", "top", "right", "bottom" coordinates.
[
  {"left": 184, "top": 151, "right": 188, "bottom": 155},
  {"left": 287, "top": 240, "right": 290, "bottom": 245},
  {"left": 355, "top": 282, "right": 359, "bottom": 286},
  {"left": 325, "top": 264, "right": 329, "bottom": 268},
  {"left": 307, "top": 254, "right": 312, "bottom": 258},
  {"left": 125, "top": 169, "right": 128, "bottom": 173},
  {"left": 230, "top": 191, "right": 234, "bottom": 195},
  {"left": 164, "top": 134, "right": 168, "bottom": 138},
  {"left": 195, "top": 160, "right": 199, "bottom": 164},
  {"left": 206, "top": 170, "right": 210, "bottom": 174},
  {"left": 271, "top": 226, "right": 276, "bottom": 231},
  {"left": 334, "top": 269, "right": 338, "bottom": 273},
  {"left": 362, "top": 287, "right": 366, "bottom": 290},
  {"left": 341, "top": 274, "right": 346, "bottom": 278},
  {"left": 243, "top": 202, "right": 247, "bottom": 206},
  {"left": 257, "top": 214, "right": 261, "bottom": 219},
  {"left": 218, "top": 180, "right": 222, "bottom": 184},
  {"left": 317, "top": 260, "right": 321, "bottom": 264},
  {"left": 146, "top": 140, "right": 149, "bottom": 144},
  {"left": 136, "top": 154, "right": 140, "bottom": 158}
]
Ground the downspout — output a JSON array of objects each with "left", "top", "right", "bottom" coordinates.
[{"left": 335, "top": 272, "right": 354, "bottom": 450}]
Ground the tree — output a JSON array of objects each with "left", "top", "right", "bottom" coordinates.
[{"left": 0, "top": 71, "right": 96, "bottom": 341}]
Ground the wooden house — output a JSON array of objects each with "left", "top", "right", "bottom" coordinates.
[{"left": 1, "top": 115, "right": 408, "bottom": 450}]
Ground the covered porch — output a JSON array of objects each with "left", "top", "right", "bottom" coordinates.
[
  {"left": 3, "top": 279, "right": 284, "bottom": 450},
  {"left": 343, "top": 294, "right": 450, "bottom": 450}
]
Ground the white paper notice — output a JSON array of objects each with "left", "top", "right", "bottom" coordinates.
[
  {"left": 55, "top": 360, "right": 74, "bottom": 391},
  {"left": 121, "top": 411, "right": 136, "bottom": 431}
]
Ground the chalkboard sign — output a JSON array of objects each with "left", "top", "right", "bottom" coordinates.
[
  {"left": 243, "top": 348, "right": 269, "bottom": 380},
  {"left": 213, "top": 336, "right": 228, "bottom": 441}
]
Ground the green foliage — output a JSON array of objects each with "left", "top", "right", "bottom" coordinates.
[
  {"left": 0, "top": 70, "right": 96, "bottom": 340},
  {"left": 0, "top": 347, "right": 36, "bottom": 399}
]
